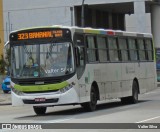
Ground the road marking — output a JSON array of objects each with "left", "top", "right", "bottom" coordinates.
[{"left": 136, "top": 116, "right": 160, "bottom": 123}]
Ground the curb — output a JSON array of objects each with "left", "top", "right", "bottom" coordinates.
[{"left": 0, "top": 102, "right": 11, "bottom": 106}]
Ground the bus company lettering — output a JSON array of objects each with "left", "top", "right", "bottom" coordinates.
[
  {"left": 17, "top": 30, "right": 63, "bottom": 40},
  {"left": 44, "top": 68, "right": 73, "bottom": 74}
]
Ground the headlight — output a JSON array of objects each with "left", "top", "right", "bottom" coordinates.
[
  {"left": 59, "top": 83, "right": 74, "bottom": 93},
  {"left": 12, "top": 87, "right": 24, "bottom": 95}
]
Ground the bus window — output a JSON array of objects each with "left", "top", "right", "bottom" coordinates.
[
  {"left": 87, "top": 36, "right": 98, "bottom": 62},
  {"left": 108, "top": 37, "right": 119, "bottom": 61},
  {"left": 128, "top": 38, "right": 138, "bottom": 61},
  {"left": 119, "top": 38, "right": 129, "bottom": 61},
  {"left": 97, "top": 37, "right": 108, "bottom": 62},
  {"left": 74, "top": 34, "right": 85, "bottom": 46},
  {"left": 145, "top": 39, "right": 153, "bottom": 61},
  {"left": 137, "top": 39, "right": 146, "bottom": 61}
]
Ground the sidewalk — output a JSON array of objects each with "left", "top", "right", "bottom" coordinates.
[{"left": 0, "top": 89, "right": 11, "bottom": 105}]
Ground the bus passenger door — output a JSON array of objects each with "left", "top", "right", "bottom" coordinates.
[
  {"left": 76, "top": 46, "right": 86, "bottom": 101},
  {"left": 74, "top": 33, "right": 87, "bottom": 101},
  {"left": 76, "top": 47, "right": 85, "bottom": 79}
]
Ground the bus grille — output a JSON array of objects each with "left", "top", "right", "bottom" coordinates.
[
  {"left": 14, "top": 79, "right": 62, "bottom": 85},
  {"left": 23, "top": 90, "right": 59, "bottom": 94}
]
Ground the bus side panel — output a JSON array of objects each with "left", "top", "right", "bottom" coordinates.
[
  {"left": 121, "top": 63, "right": 135, "bottom": 97},
  {"left": 83, "top": 63, "right": 122, "bottom": 101},
  {"left": 78, "top": 62, "right": 156, "bottom": 103},
  {"left": 135, "top": 62, "right": 157, "bottom": 94}
]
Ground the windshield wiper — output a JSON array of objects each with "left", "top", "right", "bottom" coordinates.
[{"left": 65, "top": 69, "right": 70, "bottom": 75}]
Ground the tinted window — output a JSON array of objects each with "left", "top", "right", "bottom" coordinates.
[
  {"left": 87, "top": 36, "right": 98, "bottom": 62},
  {"left": 119, "top": 38, "right": 129, "bottom": 61},
  {"left": 108, "top": 37, "right": 119, "bottom": 61},
  {"left": 128, "top": 39, "right": 138, "bottom": 61},
  {"left": 138, "top": 39, "right": 146, "bottom": 61},
  {"left": 145, "top": 39, "right": 153, "bottom": 61},
  {"left": 97, "top": 37, "right": 108, "bottom": 62}
]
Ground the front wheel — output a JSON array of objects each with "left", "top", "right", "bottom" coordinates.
[
  {"left": 33, "top": 106, "right": 47, "bottom": 115},
  {"left": 81, "top": 86, "right": 97, "bottom": 112},
  {"left": 130, "top": 81, "right": 139, "bottom": 104}
]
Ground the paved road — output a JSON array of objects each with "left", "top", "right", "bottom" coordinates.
[{"left": 1, "top": 88, "right": 160, "bottom": 131}]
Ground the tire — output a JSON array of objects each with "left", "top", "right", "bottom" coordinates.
[
  {"left": 130, "top": 81, "right": 139, "bottom": 104},
  {"left": 33, "top": 106, "right": 47, "bottom": 115},
  {"left": 81, "top": 86, "right": 97, "bottom": 112},
  {"left": 121, "top": 81, "right": 138, "bottom": 104}
]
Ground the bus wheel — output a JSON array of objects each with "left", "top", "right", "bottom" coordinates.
[
  {"left": 130, "top": 81, "right": 139, "bottom": 104},
  {"left": 33, "top": 106, "right": 47, "bottom": 115},
  {"left": 81, "top": 86, "right": 97, "bottom": 112},
  {"left": 121, "top": 81, "right": 138, "bottom": 104}
]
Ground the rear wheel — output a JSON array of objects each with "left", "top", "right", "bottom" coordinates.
[
  {"left": 121, "top": 80, "right": 138, "bottom": 104},
  {"left": 81, "top": 86, "right": 97, "bottom": 112},
  {"left": 33, "top": 106, "right": 47, "bottom": 115}
]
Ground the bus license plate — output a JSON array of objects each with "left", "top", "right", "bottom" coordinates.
[{"left": 35, "top": 98, "right": 46, "bottom": 102}]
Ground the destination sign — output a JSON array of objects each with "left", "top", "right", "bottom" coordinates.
[{"left": 17, "top": 30, "right": 63, "bottom": 40}]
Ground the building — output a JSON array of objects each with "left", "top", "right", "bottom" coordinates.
[
  {"left": 0, "top": 0, "right": 4, "bottom": 57},
  {"left": 2, "top": 0, "right": 160, "bottom": 47}
]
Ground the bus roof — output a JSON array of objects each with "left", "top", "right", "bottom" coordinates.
[
  {"left": 10, "top": 25, "right": 152, "bottom": 38},
  {"left": 72, "top": 27, "right": 152, "bottom": 38}
]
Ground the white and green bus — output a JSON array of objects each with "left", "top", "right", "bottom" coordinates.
[{"left": 9, "top": 26, "right": 157, "bottom": 115}]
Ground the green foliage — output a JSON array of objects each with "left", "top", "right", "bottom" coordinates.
[
  {"left": 5, "top": 48, "right": 11, "bottom": 67},
  {"left": 0, "top": 47, "right": 11, "bottom": 75},
  {"left": 0, "top": 54, "right": 7, "bottom": 75}
]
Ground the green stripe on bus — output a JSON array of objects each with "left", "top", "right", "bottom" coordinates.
[
  {"left": 14, "top": 81, "right": 69, "bottom": 92},
  {"left": 84, "top": 29, "right": 100, "bottom": 34}
]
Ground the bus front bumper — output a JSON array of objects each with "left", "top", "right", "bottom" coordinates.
[{"left": 11, "top": 87, "right": 79, "bottom": 107}]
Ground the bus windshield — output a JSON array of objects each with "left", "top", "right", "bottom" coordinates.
[{"left": 11, "top": 42, "right": 74, "bottom": 78}]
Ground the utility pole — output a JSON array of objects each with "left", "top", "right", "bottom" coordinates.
[
  {"left": 8, "top": 12, "right": 10, "bottom": 34},
  {"left": 70, "top": 7, "right": 73, "bottom": 26},
  {"left": 81, "top": 0, "right": 85, "bottom": 27}
]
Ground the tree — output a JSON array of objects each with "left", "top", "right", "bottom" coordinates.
[
  {"left": 0, "top": 54, "right": 7, "bottom": 75},
  {"left": 5, "top": 48, "right": 11, "bottom": 67},
  {"left": 0, "top": 46, "right": 11, "bottom": 75}
]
